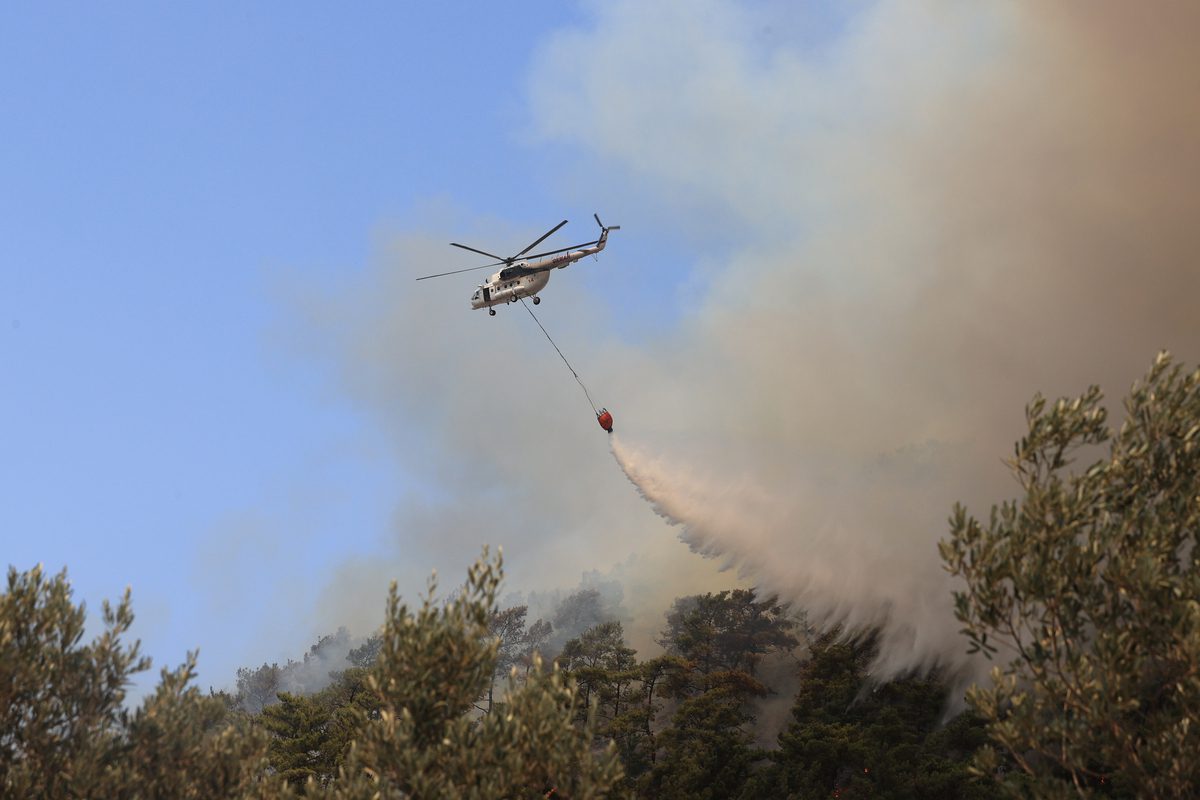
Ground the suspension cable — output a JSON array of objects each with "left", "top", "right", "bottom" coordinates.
[{"left": 520, "top": 298, "right": 598, "bottom": 414}]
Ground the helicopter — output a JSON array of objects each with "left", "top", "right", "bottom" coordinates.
[{"left": 416, "top": 214, "right": 620, "bottom": 315}]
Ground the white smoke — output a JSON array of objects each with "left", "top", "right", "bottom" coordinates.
[
  {"left": 524, "top": 0, "right": 1200, "bottom": 680},
  {"left": 610, "top": 434, "right": 977, "bottom": 678},
  {"left": 291, "top": 0, "right": 1200, "bottom": 686}
]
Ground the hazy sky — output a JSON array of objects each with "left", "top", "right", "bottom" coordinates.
[{"left": 4, "top": 1, "right": 1197, "bottom": 696}]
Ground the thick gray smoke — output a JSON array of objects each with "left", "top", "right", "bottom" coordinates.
[
  {"left": 291, "top": 1, "right": 1200, "bottom": 683},
  {"left": 526, "top": 0, "right": 1200, "bottom": 679}
]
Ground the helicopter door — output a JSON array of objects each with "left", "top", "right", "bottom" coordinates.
[{"left": 482, "top": 286, "right": 491, "bottom": 303}]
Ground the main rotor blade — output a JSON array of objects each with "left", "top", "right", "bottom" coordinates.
[
  {"left": 523, "top": 240, "right": 600, "bottom": 260},
  {"left": 450, "top": 242, "right": 507, "bottom": 261},
  {"left": 513, "top": 219, "right": 568, "bottom": 259},
  {"left": 415, "top": 261, "right": 505, "bottom": 281}
]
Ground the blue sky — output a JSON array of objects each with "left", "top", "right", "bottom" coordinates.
[
  {"left": 0, "top": 2, "right": 863, "bottom": 693},
  {"left": 1, "top": 2, "right": 587, "bottom": 689}
]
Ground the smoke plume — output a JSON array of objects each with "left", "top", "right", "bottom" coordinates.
[
  {"left": 527, "top": 0, "right": 1200, "bottom": 679},
  {"left": 292, "top": 1, "right": 1200, "bottom": 683}
]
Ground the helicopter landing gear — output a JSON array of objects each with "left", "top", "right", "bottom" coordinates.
[
  {"left": 532, "top": 296, "right": 541, "bottom": 305},
  {"left": 489, "top": 308, "right": 496, "bottom": 316}
]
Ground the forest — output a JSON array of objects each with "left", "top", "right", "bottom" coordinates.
[
  {"left": 232, "top": 582, "right": 991, "bottom": 798},
  {"left": 2, "top": 354, "right": 1198, "bottom": 798}
]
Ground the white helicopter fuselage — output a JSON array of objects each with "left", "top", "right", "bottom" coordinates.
[
  {"left": 470, "top": 269, "right": 551, "bottom": 309},
  {"left": 470, "top": 232, "right": 611, "bottom": 310}
]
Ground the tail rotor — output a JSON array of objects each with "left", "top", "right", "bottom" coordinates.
[{"left": 594, "top": 213, "right": 621, "bottom": 233}]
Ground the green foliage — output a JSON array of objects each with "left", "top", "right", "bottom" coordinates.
[
  {"left": 481, "top": 603, "right": 553, "bottom": 713},
  {"left": 941, "top": 352, "right": 1200, "bottom": 798},
  {"left": 236, "top": 628, "right": 379, "bottom": 788},
  {"left": 560, "top": 621, "right": 638, "bottom": 723},
  {"left": 660, "top": 588, "right": 799, "bottom": 677},
  {"left": 346, "top": 635, "right": 381, "bottom": 668},
  {"left": 237, "top": 661, "right": 285, "bottom": 715},
  {"left": 0, "top": 565, "right": 275, "bottom": 799},
  {"left": 1, "top": 554, "right": 633, "bottom": 798},
  {"left": 262, "top": 692, "right": 331, "bottom": 785},
  {"left": 750, "top": 629, "right": 991, "bottom": 799},
  {"left": 260, "top": 667, "right": 378, "bottom": 787},
  {"left": 0, "top": 565, "right": 147, "bottom": 795},
  {"left": 490, "top": 604, "right": 531, "bottom": 676},
  {"left": 306, "top": 549, "right": 626, "bottom": 799},
  {"left": 104, "top": 653, "right": 276, "bottom": 798},
  {"left": 640, "top": 670, "right": 765, "bottom": 799},
  {"left": 635, "top": 589, "right": 799, "bottom": 797}
]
